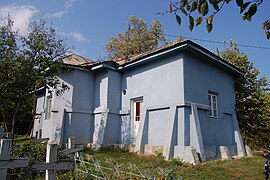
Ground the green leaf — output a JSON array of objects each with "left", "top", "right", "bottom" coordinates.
[
  {"left": 199, "top": 0, "right": 206, "bottom": 4},
  {"left": 176, "top": 15, "right": 181, "bottom": 26},
  {"left": 266, "top": 21, "right": 270, "bottom": 29},
  {"left": 265, "top": 31, "right": 270, "bottom": 40},
  {"left": 248, "top": 4, "right": 257, "bottom": 17},
  {"left": 191, "top": 1, "right": 198, "bottom": 12},
  {"left": 242, "top": 12, "right": 251, "bottom": 21},
  {"left": 236, "top": 0, "right": 243, "bottom": 7},
  {"left": 200, "top": 1, "right": 209, "bottom": 16},
  {"left": 195, "top": 17, "right": 203, "bottom": 26},
  {"left": 181, "top": 0, "right": 188, "bottom": 7},
  {"left": 207, "top": 15, "right": 213, "bottom": 25},
  {"left": 206, "top": 22, "right": 213, "bottom": 33},
  {"left": 263, "top": 19, "right": 269, "bottom": 29},
  {"left": 189, "top": 16, "right": 194, "bottom": 31},
  {"left": 212, "top": 1, "right": 219, "bottom": 11},
  {"left": 240, "top": 2, "right": 251, "bottom": 14},
  {"left": 180, "top": 5, "right": 188, "bottom": 16}
]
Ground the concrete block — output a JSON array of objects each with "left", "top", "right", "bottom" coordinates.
[
  {"left": 245, "top": 145, "right": 254, "bottom": 157},
  {"left": 174, "top": 146, "right": 200, "bottom": 164},
  {"left": 144, "top": 144, "right": 163, "bottom": 155},
  {"left": 234, "top": 130, "right": 246, "bottom": 157},
  {"left": 127, "top": 144, "right": 136, "bottom": 152},
  {"left": 217, "top": 146, "right": 232, "bottom": 160}
]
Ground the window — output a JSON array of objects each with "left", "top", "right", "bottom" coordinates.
[
  {"left": 45, "top": 95, "right": 52, "bottom": 119},
  {"left": 208, "top": 93, "right": 218, "bottom": 118},
  {"left": 132, "top": 98, "right": 143, "bottom": 122},
  {"left": 135, "top": 101, "right": 142, "bottom": 121},
  {"left": 132, "top": 98, "right": 143, "bottom": 143}
]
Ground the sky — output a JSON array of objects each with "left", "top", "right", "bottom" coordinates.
[{"left": 0, "top": 0, "right": 269, "bottom": 80}]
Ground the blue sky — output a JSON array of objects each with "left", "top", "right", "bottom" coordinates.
[{"left": 0, "top": 0, "right": 269, "bottom": 80}]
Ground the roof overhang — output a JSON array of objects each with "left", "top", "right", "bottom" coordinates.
[
  {"left": 60, "top": 64, "right": 91, "bottom": 72},
  {"left": 91, "top": 61, "right": 118, "bottom": 71}
]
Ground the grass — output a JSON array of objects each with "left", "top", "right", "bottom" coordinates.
[
  {"left": 12, "top": 135, "right": 47, "bottom": 160},
  {"left": 177, "top": 155, "right": 265, "bottom": 179},
  {"left": 12, "top": 136, "right": 267, "bottom": 179},
  {"left": 13, "top": 134, "right": 32, "bottom": 145},
  {"left": 79, "top": 149, "right": 267, "bottom": 180}
]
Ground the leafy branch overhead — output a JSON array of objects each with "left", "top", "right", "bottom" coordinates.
[
  {"left": 105, "top": 16, "right": 166, "bottom": 60},
  {"left": 167, "top": 0, "right": 269, "bottom": 39}
]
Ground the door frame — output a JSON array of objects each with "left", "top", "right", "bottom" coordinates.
[{"left": 130, "top": 97, "right": 143, "bottom": 144}]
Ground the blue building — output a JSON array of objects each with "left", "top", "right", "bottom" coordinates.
[{"left": 33, "top": 40, "right": 246, "bottom": 163}]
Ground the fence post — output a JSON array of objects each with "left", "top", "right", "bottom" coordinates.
[
  {"left": 0, "top": 139, "right": 12, "bottom": 180},
  {"left": 45, "top": 143, "right": 58, "bottom": 180},
  {"left": 68, "top": 137, "right": 75, "bottom": 149},
  {"left": 68, "top": 137, "right": 75, "bottom": 160}
]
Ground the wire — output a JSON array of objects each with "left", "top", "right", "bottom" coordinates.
[{"left": 163, "top": 33, "right": 270, "bottom": 50}]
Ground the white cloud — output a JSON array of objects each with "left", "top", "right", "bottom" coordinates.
[
  {"left": 0, "top": 5, "right": 38, "bottom": 36},
  {"left": 64, "top": 0, "right": 77, "bottom": 9},
  {"left": 68, "top": 31, "right": 88, "bottom": 43},
  {"left": 72, "top": 49, "right": 86, "bottom": 55},
  {"left": 47, "top": 0, "right": 77, "bottom": 19},
  {"left": 46, "top": 11, "right": 67, "bottom": 18}
]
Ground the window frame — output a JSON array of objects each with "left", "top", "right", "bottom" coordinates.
[
  {"left": 130, "top": 97, "right": 143, "bottom": 144},
  {"left": 208, "top": 92, "right": 218, "bottom": 118},
  {"left": 132, "top": 98, "right": 143, "bottom": 122},
  {"left": 45, "top": 95, "right": 52, "bottom": 120},
  {"left": 134, "top": 101, "right": 142, "bottom": 122}
]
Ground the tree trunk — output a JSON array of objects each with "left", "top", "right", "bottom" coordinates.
[
  {"left": 11, "top": 102, "right": 19, "bottom": 142},
  {"left": 27, "top": 91, "right": 37, "bottom": 137},
  {"left": 0, "top": 95, "right": 8, "bottom": 132}
]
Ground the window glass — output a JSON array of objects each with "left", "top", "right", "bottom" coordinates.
[
  {"left": 45, "top": 95, "right": 52, "bottom": 119},
  {"left": 135, "top": 102, "right": 141, "bottom": 121},
  {"left": 208, "top": 93, "right": 218, "bottom": 118}
]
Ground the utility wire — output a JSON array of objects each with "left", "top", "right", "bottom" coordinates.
[{"left": 163, "top": 33, "right": 270, "bottom": 50}]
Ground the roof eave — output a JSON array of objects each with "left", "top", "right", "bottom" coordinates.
[
  {"left": 91, "top": 61, "right": 118, "bottom": 71},
  {"left": 60, "top": 64, "right": 91, "bottom": 72}
]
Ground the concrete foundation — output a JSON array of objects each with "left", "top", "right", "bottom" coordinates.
[
  {"left": 245, "top": 145, "right": 254, "bottom": 157},
  {"left": 217, "top": 146, "right": 232, "bottom": 160},
  {"left": 144, "top": 144, "right": 163, "bottom": 155},
  {"left": 174, "top": 146, "right": 200, "bottom": 164}
]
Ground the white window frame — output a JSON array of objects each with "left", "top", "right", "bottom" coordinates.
[
  {"left": 45, "top": 95, "right": 52, "bottom": 120},
  {"left": 133, "top": 100, "right": 143, "bottom": 122},
  {"left": 208, "top": 93, "right": 218, "bottom": 118}
]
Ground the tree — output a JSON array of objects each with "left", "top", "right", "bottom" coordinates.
[
  {"left": 105, "top": 16, "right": 166, "bottom": 60},
  {"left": 166, "top": 0, "right": 270, "bottom": 39},
  {"left": 219, "top": 40, "right": 270, "bottom": 147},
  {"left": 0, "top": 16, "right": 68, "bottom": 137}
]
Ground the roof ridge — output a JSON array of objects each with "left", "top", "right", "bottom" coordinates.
[{"left": 115, "top": 40, "right": 188, "bottom": 65}]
